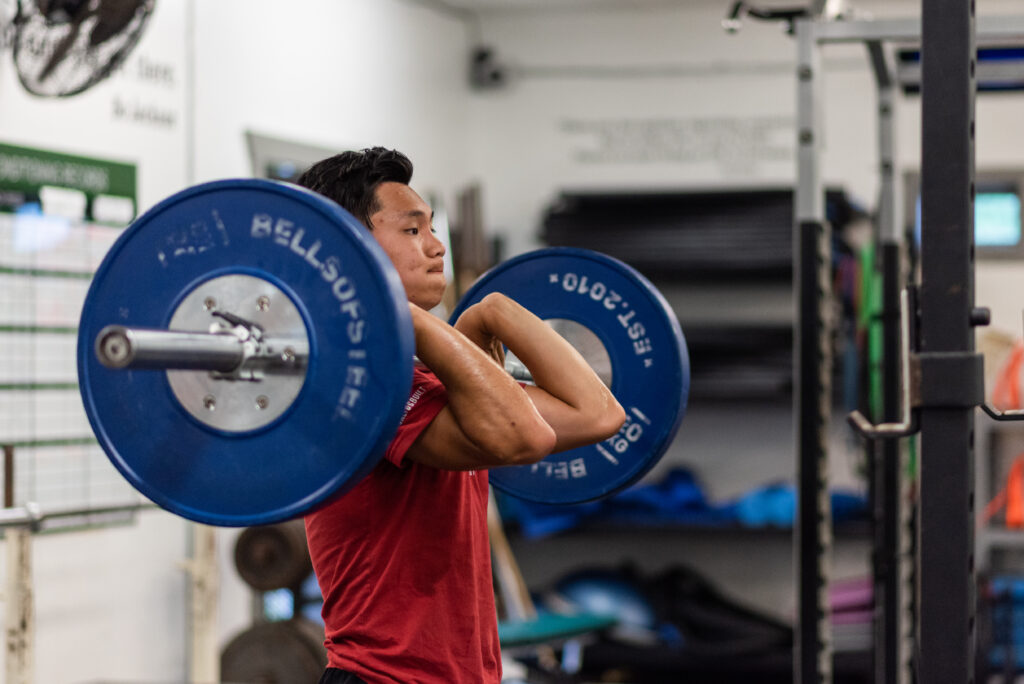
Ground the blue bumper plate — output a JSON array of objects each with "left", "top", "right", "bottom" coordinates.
[
  {"left": 78, "top": 179, "right": 413, "bottom": 526},
  {"left": 451, "top": 248, "right": 689, "bottom": 504}
]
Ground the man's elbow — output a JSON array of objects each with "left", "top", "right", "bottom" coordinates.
[
  {"left": 496, "top": 422, "right": 557, "bottom": 466},
  {"left": 598, "top": 401, "right": 627, "bottom": 440}
]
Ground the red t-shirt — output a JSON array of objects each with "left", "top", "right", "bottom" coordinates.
[{"left": 304, "top": 365, "right": 501, "bottom": 684}]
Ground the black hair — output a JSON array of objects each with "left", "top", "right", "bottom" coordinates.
[{"left": 294, "top": 147, "right": 413, "bottom": 229}]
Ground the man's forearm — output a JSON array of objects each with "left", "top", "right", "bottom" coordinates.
[{"left": 409, "top": 304, "right": 554, "bottom": 460}]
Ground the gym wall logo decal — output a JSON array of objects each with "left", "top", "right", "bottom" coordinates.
[{"left": 0, "top": 0, "right": 155, "bottom": 98}]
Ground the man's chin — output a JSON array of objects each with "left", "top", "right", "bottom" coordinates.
[{"left": 412, "top": 292, "right": 446, "bottom": 312}]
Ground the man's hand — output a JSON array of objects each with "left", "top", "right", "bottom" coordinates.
[{"left": 452, "top": 294, "right": 508, "bottom": 367}]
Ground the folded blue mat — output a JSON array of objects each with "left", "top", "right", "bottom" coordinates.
[{"left": 497, "top": 467, "right": 867, "bottom": 539}]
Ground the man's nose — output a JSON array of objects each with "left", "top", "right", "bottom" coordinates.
[{"left": 426, "top": 230, "right": 446, "bottom": 257}]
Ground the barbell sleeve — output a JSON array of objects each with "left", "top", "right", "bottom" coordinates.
[
  {"left": 95, "top": 325, "right": 307, "bottom": 372},
  {"left": 504, "top": 358, "right": 534, "bottom": 384}
]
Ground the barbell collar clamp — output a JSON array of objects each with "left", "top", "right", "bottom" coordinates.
[{"left": 95, "top": 325, "right": 308, "bottom": 374}]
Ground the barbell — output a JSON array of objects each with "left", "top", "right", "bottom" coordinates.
[{"left": 77, "top": 179, "right": 690, "bottom": 527}]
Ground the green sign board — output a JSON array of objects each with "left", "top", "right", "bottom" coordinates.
[{"left": 0, "top": 142, "right": 136, "bottom": 222}]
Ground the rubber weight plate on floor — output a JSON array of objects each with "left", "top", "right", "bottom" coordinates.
[
  {"left": 221, "top": 618, "right": 326, "bottom": 684},
  {"left": 450, "top": 248, "right": 689, "bottom": 504},
  {"left": 234, "top": 519, "right": 312, "bottom": 591},
  {"left": 78, "top": 179, "right": 414, "bottom": 526}
]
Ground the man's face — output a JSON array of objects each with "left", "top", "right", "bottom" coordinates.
[{"left": 368, "top": 182, "right": 447, "bottom": 310}]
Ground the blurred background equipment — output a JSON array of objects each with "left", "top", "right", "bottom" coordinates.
[
  {"left": 233, "top": 519, "right": 312, "bottom": 593},
  {"left": 220, "top": 617, "right": 326, "bottom": 684}
]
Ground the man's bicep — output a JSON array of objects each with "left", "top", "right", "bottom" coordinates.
[{"left": 404, "top": 406, "right": 507, "bottom": 471}]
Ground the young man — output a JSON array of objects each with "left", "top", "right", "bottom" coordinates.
[{"left": 297, "top": 148, "right": 625, "bottom": 684}]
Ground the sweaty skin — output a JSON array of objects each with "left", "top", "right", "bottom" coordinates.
[
  {"left": 367, "top": 181, "right": 625, "bottom": 471},
  {"left": 454, "top": 293, "right": 625, "bottom": 454}
]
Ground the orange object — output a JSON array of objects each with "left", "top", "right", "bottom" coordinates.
[
  {"left": 984, "top": 453, "right": 1024, "bottom": 529},
  {"left": 1008, "top": 458, "right": 1024, "bottom": 528},
  {"left": 992, "top": 342, "right": 1024, "bottom": 411}
]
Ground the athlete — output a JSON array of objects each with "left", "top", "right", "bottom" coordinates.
[{"left": 297, "top": 147, "right": 625, "bottom": 684}]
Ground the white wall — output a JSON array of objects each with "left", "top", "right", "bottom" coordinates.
[
  {"left": 0, "top": 1, "right": 473, "bottom": 682},
  {"left": 192, "top": 0, "right": 475, "bottom": 211},
  {"left": 25, "top": 512, "right": 189, "bottom": 682}
]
